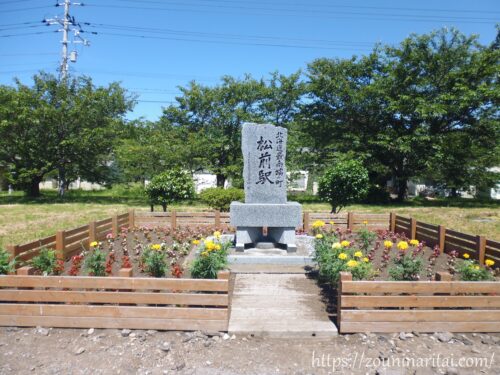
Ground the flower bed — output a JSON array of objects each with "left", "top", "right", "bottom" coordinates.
[{"left": 310, "top": 220, "right": 498, "bottom": 283}]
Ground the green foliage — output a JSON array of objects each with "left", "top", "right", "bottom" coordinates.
[
  {"left": 30, "top": 248, "right": 63, "bottom": 276},
  {"left": 313, "top": 236, "right": 374, "bottom": 283},
  {"left": 388, "top": 252, "right": 424, "bottom": 281},
  {"left": 145, "top": 169, "right": 195, "bottom": 211},
  {"left": 357, "top": 227, "right": 377, "bottom": 252},
  {"left": 199, "top": 187, "right": 244, "bottom": 212},
  {"left": 456, "top": 260, "right": 493, "bottom": 281},
  {"left": 0, "top": 73, "right": 134, "bottom": 197},
  {"left": 0, "top": 247, "right": 15, "bottom": 275},
  {"left": 141, "top": 246, "right": 167, "bottom": 278},
  {"left": 318, "top": 159, "right": 369, "bottom": 213},
  {"left": 84, "top": 248, "right": 106, "bottom": 276},
  {"left": 190, "top": 240, "right": 229, "bottom": 279}
]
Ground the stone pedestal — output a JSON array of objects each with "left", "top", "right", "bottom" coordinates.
[{"left": 230, "top": 201, "right": 302, "bottom": 252}]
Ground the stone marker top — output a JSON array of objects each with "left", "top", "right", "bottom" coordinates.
[{"left": 242, "top": 123, "right": 287, "bottom": 204}]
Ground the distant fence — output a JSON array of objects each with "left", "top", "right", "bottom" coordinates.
[
  {"left": 6, "top": 212, "right": 131, "bottom": 263},
  {"left": 391, "top": 213, "right": 500, "bottom": 266},
  {"left": 0, "top": 269, "right": 230, "bottom": 331},
  {"left": 6, "top": 210, "right": 499, "bottom": 267},
  {"left": 338, "top": 272, "right": 500, "bottom": 333}
]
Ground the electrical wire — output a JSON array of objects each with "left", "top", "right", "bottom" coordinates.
[{"left": 0, "top": 31, "right": 57, "bottom": 38}]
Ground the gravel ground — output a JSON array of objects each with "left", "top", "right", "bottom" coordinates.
[{"left": 1, "top": 327, "right": 499, "bottom": 375}]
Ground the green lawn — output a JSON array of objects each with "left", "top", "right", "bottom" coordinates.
[{"left": 0, "top": 190, "right": 499, "bottom": 248}]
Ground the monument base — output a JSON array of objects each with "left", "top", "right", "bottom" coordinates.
[{"left": 230, "top": 202, "right": 302, "bottom": 253}]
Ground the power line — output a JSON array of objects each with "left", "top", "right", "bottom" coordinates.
[
  {"left": 85, "top": 3, "right": 498, "bottom": 24},
  {"left": 0, "top": 52, "right": 59, "bottom": 56},
  {"left": 1, "top": 6, "right": 52, "bottom": 13},
  {"left": 0, "top": 31, "right": 56, "bottom": 38},
  {"left": 118, "top": 0, "right": 500, "bottom": 15}
]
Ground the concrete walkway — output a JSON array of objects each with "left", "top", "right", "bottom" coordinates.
[{"left": 228, "top": 273, "right": 338, "bottom": 338}]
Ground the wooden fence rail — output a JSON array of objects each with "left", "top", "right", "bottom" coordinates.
[
  {"left": 338, "top": 272, "right": 500, "bottom": 333},
  {"left": 391, "top": 214, "right": 499, "bottom": 266},
  {"left": 0, "top": 269, "right": 230, "bottom": 331}
]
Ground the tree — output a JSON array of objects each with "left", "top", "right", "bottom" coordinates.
[
  {"left": 318, "top": 159, "right": 369, "bottom": 213},
  {"left": 0, "top": 73, "right": 134, "bottom": 197},
  {"left": 145, "top": 169, "right": 195, "bottom": 212},
  {"left": 302, "top": 28, "right": 499, "bottom": 201}
]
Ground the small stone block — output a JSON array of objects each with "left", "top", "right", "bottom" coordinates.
[
  {"left": 118, "top": 268, "right": 133, "bottom": 277},
  {"left": 16, "top": 266, "right": 34, "bottom": 275}
]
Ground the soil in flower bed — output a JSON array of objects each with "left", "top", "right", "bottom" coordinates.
[
  {"left": 56, "top": 225, "right": 224, "bottom": 278},
  {"left": 310, "top": 226, "right": 499, "bottom": 281}
]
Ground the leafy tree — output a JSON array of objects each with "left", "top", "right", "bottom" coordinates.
[
  {"left": 145, "top": 169, "right": 195, "bottom": 212},
  {"left": 318, "top": 159, "right": 369, "bottom": 213},
  {"left": 0, "top": 73, "right": 134, "bottom": 197},
  {"left": 302, "top": 28, "right": 499, "bottom": 201}
]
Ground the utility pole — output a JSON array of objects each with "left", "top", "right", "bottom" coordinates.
[
  {"left": 61, "top": 0, "right": 70, "bottom": 81},
  {"left": 44, "top": 0, "right": 90, "bottom": 81}
]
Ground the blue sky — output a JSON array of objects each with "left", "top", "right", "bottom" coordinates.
[{"left": 1, "top": 0, "right": 498, "bottom": 120}]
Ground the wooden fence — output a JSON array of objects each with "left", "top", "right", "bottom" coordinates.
[
  {"left": 391, "top": 213, "right": 500, "bottom": 266},
  {"left": 6, "top": 212, "right": 131, "bottom": 262},
  {"left": 0, "top": 269, "right": 230, "bottom": 331},
  {"left": 338, "top": 272, "right": 500, "bottom": 333}
]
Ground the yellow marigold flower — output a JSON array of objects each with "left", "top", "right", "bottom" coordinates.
[
  {"left": 346, "top": 260, "right": 358, "bottom": 268},
  {"left": 214, "top": 244, "right": 221, "bottom": 251},
  {"left": 90, "top": 241, "right": 98, "bottom": 248},
  {"left": 329, "top": 220, "right": 335, "bottom": 226},
  {"left": 363, "top": 220, "right": 368, "bottom": 225},
  {"left": 338, "top": 253, "right": 348, "bottom": 260},
  {"left": 204, "top": 240, "right": 216, "bottom": 251},
  {"left": 409, "top": 239, "right": 419, "bottom": 246},
  {"left": 341, "top": 240, "right": 350, "bottom": 247},
  {"left": 312, "top": 220, "right": 326, "bottom": 228},
  {"left": 363, "top": 257, "right": 370, "bottom": 263},
  {"left": 151, "top": 244, "right": 162, "bottom": 251},
  {"left": 201, "top": 251, "right": 209, "bottom": 257},
  {"left": 397, "top": 241, "right": 409, "bottom": 251},
  {"left": 332, "top": 242, "right": 342, "bottom": 250},
  {"left": 485, "top": 259, "right": 495, "bottom": 267},
  {"left": 463, "top": 253, "right": 470, "bottom": 259},
  {"left": 213, "top": 231, "right": 221, "bottom": 239},
  {"left": 384, "top": 240, "right": 393, "bottom": 249},
  {"left": 315, "top": 234, "right": 323, "bottom": 239},
  {"left": 474, "top": 265, "right": 480, "bottom": 270},
  {"left": 192, "top": 239, "right": 200, "bottom": 245},
  {"left": 354, "top": 251, "right": 363, "bottom": 258}
]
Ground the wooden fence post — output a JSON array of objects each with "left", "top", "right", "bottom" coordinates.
[
  {"left": 112, "top": 215, "right": 119, "bottom": 237},
  {"left": 55, "top": 230, "right": 66, "bottom": 259},
  {"left": 438, "top": 225, "right": 446, "bottom": 253},
  {"left": 389, "top": 212, "right": 396, "bottom": 232},
  {"left": 410, "top": 218, "right": 417, "bottom": 239},
  {"left": 128, "top": 209, "right": 135, "bottom": 228},
  {"left": 217, "top": 270, "right": 230, "bottom": 280},
  {"left": 476, "top": 235, "right": 486, "bottom": 265},
  {"left": 215, "top": 210, "right": 221, "bottom": 229},
  {"left": 88, "top": 221, "right": 97, "bottom": 246},
  {"left": 171, "top": 210, "right": 177, "bottom": 230},
  {"left": 5, "top": 245, "right": 18, "bottom": 261},
  {"left": 337, "top": 272, "right": 352, "bottom": 332},
  {"left": 303, "top": 212, "right": 310, "bottom": 233},
  {"left": 347, "top": 212, "right": 354, "bottom": 230}
]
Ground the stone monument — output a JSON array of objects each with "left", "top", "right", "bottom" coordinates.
[{"left": 230, "top": 123, "right": 302, "bottom": 252}]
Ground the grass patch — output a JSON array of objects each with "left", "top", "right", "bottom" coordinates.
[{"left": 0, "top": 189, "right": 498, "bottom": 247}]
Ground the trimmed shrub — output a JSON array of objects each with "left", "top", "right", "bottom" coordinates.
[
  {"left": 199, "top": 187, "right": 244, "bottom": 212},
  {"left": 146, "top": 169, "right": 195, "bottom": 212}
]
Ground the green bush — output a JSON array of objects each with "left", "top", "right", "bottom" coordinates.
[
  {"left": 141, "top": 245, "right": 167, "bottom": 277},
  {"left": 357, "top": 227, "right": 377, "bottom": 252},
  {"left": 190, "top": 238, "right": 230, "bottom": 279},
  {"left": 199, "top": 187, "right": 244, "bottom": 212},
  {"left": 30, "top": 248, "right": 64, "bottom": 276},
  {"left": 456, "top": 260, "right": 493, "bottom": 281},
  {"left": 0, "top": 247, "right": 16, "bottom": 275},
  {"left": 318, "top": 159, "right": 369, "bottom": 213},
  {"left": 145, "top": 169, "right": 195, "bottom": 212},
  {"left": 85, "top": 248, "right": 106, "bottom": 276},
  {"left": 388, "top": 251, "right": 423, "bottom": 281}
]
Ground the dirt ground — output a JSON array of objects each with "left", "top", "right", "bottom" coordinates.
[{"left": 1, "top": 327, "right": 499, "bottom": 375}]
